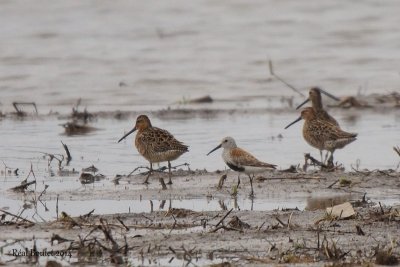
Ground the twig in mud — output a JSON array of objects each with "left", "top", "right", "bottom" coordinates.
[
  {"left": 10, "top": 180, "right": 36, "bottom": 193},
  {"left": 304, "top": 153, "right": 328, "bottom": 169},
  {"left": 150, "top": 200, "right": 154, "bottom": 213},
  {"left": 218, "top": 200, "right": 228, "bottom": 211},
  {"left": 215, "top": 208, "right": 233, "bottom": 228},
  {"left": 268, "top": 60, "right": 305, "bottom": 97},
  {"left": 159, "top": 177, "right": 167, "bottom": 190},
  {"left": 379, "top": 202, "right": 385, "bottom": 215},
  {"left": 0, "top": 209, "right": 34, "bottom": 225},
  {"left": 327, "top": 179, "right": 339, "bottom": 189},
  {"left": 112, "top": 174, "right": 123, "bottom": 184},
  {"left": 41, "top": 152, "right": 64, "bottom": 170},
  {"left": 257, "top": 176, "right": 326, "bottom": 181},
  {"left": 210, "top": 225, "right": 242, "bottom": 233},
  {"left": 51, "top": 234, "right": 73, "bottom": 245},
  {"left": 393, "top": 146, "right": 400, "bottom": 157},
  {"left": 171, "top": 162, "right": 191, "bottom": 171},
  {"left": 59, "top": 211, "right": 81, "bottom": 229},
  {"left": 169, "top": 214, "right": 177, "bottom": 235},
  {"left": 99, "top": 218, "right": 119, "bottom": 251},
  {"left": 61, "top": 141, "right": 72, "bottom": 164},
  {"left": 287, "top": 212, "right": 294, "bottom": 229},
  {"left": 128, "top": 165, "right": 166, "bottom": 176},
  {"left": 274, "top": 215, "right": 287, "bottom": 228},
  {"left": 355, "top": 225, "right": 365, "bottom": 236},
  {"left": 280, "top": 165, "right": 298, "bottom": 173},
  {"left": 2, "top": 161, "right": 17, "bottom": 176},
  {"left": 80, "top": 209, "right": 95, "bottom": 219},
  {"left": 38, "top": 185, "right": 49, "bottom": 200},
  {"left": 12, "top": 102, "right": 38, "bottom": 116},
  {"left": 217, "top": 174, "right": 227, "bottom": 190},
  {"left": 141, "top": 214, "right": 153, "bottom": 222},
  {"left": 56, "top": 195, "right": 59, "bottom": 220},
  {"left": 116, "top": 217, "right": 130, "bottom": 231},
  {"left": 159, "top": 200, "right": 166, "bottom": 209},
  {"left": 257, "top": 221, "right": 266, "bottom": 232},
  {"left": 127, "top": 166, "right": 145, "bottom": 176}
]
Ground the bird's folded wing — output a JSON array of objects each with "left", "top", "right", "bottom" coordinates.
[{"left": 230, "top": 147, "right": 276, "bottom": 168}]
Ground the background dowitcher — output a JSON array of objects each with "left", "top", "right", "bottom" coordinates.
[{"left": 296, "top": 87, "right": 340, "bottom": 126}]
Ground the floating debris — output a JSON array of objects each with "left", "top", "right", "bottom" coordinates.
[
  {"left": 12, "top": 102, "right": 38, "bottom": 116},
  {"left": 186, "top": 95, "right": 213, "bottom": 104},
  {"left": 79, "top": 172, "right": 105, "bottom": 184},
  {"left": 228, "top": 215, "right": 250, "bottom": 230},
  {"left": 61, "top": 121, "right": 97, "bottom": 136},
  {"left": 375, "top": 249, "right": 399, "bottom": 266},
  {"left": 82, "top": 164, "right": 99, "bottom": 173},
  {"left": 164, "top": 208, "right": 197, "bottom": 218},
  {"left": 331, "top": 96, "right": 372, "bottom": 108},
  {"left": 70, "top": 98, "right": 95, "bottom": 122}
]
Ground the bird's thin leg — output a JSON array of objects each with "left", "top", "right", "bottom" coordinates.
[
  {"left": 324, "top": 151, "right": 330, "bottom": 164},
  {"left": 320, "top": 150, "right": 323, "bottom": 163},
  {"left": 144, "top": 162, "right": 153, "bottom": 184},
  {"left": 167, "top": 161, "right": 173, "bottom": 185},
  {"left": 248, "top": 174, "right": 254, "bottom": 198},
  {"left": 237, "top": 173, "right": 241, "bottom": 188},
  {"left": 327, "top": 151, "right": 334, "bottom": 167}
]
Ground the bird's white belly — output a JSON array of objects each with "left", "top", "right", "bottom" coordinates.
[{"left": 243, "top": 166, "right": 269, "bottom": 174}]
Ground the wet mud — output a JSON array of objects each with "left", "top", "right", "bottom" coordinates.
[{"left": 1, "top": 168, "right": 400, "bottom": 266}]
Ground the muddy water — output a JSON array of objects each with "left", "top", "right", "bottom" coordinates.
[{"left": 1, "top": 1, "right": 400, "bottom": 113}]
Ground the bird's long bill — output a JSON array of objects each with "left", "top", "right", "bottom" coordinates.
[
  {"left": 207, "top": 144, "right": 222, "bottom": 156},
  {"left": 117, "top": 127, "right": 137, "bottom": 143},
  {"left": 284, "top": 116, "right": 302, "bottom": 129},
  {"left": 296, "top": 98, "right": 310, "bottom": 110},
  {"left": 319, "top": 89, "right": 340, "bottom": 101}
]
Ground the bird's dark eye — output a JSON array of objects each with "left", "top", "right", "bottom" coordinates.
[{"left": 224, "top": 140, "right": 228, "bottom": 143}]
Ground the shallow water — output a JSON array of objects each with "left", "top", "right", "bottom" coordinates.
[
  {"left": 0, "top": 0, "right": 400, "bottom": 113},
  {"left": 0, "top": 111, "right": 399, "bottom": 175}
]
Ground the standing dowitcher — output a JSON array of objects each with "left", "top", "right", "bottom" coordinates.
[
  {"left": 295, "top": 87, "right": 340, "bottom": 126},
  {"left": 285, "top": 107, "right": 357, "bottom": 166},
  {"left": 207, "top": 137, "right": 276, "bottom": 197},
  {"left": 118, "top": 115, "right": 188, "bottom": 185}
]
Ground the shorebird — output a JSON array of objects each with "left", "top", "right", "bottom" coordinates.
[
  {"left": 207, "top": 137, "right": 276, "bottom": 197},
  {"left": 285, "top": 107, "right": 357, "bottom": 166},
  {"left": 118, "top": 115, "right": 188, "bottom": 185},
  {"left": 295, "top": 87, "right": 340, "bottom": 126}
]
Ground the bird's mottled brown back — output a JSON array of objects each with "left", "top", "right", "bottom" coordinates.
[
  {"left": 316, "top": 110, "right": 339, "bottom": 126},
  {"left": 135, "top": 127, "right": 188, "bottom": 163},
  {"left": 303, "top": 117, "right": 357, "bottom": 152}
]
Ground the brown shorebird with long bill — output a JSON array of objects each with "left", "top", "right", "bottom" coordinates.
[
  {"left": 118, "top": 115, "right": 188, "bottom": 186},
  {"left": 285, "top": 107, "right": 357, "bottom": 167}
]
